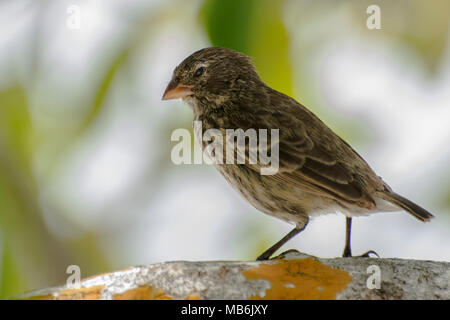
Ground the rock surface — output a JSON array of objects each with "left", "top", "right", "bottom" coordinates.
[{"left": 19, "top": 253, "right": 450, "bottom": 300}]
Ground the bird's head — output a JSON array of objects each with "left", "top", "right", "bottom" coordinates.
[{"left": 162, "top": 47, "right": 261, "bottom": 109}]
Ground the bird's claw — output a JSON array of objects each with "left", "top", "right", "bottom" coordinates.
[
  {"left": 359, "top": 250, "right": 380, "bottom": 258},
  {"left": 343, "top": 250, "right": 380, "bottom": 258},
  {"left": 256, "top": 249, "right": 301, "bottom": 261}
]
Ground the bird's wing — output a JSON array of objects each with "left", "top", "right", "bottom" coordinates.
[{"left": 230, "top": 93, "right": 378, "bottom": 210}]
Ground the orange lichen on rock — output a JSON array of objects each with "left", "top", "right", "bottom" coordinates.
[
  {"left": 113, "top": 286, "right": 202, "bottom": 300},
  {"left": 243, "top": 258, "right": 352, "bottom": 300},
  {"left": 28, "top": 285, "right": 202, "bottom": 300},
  {"left": 54, "top": 285, "right": 105, "bottom": 300}
]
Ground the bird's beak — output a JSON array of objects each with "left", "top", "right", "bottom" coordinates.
[{"left": 162, "top": 80, "right": 194, "bottom": 100}]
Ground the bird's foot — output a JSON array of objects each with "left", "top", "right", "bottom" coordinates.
[
  {"left": 343, "top": 250, "right": 379, "bottom": 258},
  {"left": 256, "top": 252, "right": 273, "bottom": 261},
  {"left": 256, "top": 249, "right": 303, "bottom": 261},
  {"left": 271, "top": 249, "right": 301, "bottom": 260}
]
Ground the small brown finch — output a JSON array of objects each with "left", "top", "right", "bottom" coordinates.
[{"left": 162, "top": 47, "right": 434, "bottom": 260}]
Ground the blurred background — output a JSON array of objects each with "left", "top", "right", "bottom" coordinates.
[{"left": 0, "top": 0, "right": 449, "bottom": 298}]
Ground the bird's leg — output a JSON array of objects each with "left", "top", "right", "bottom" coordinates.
[
  {"left": 342, "top": 217, "right": 379, "bottom": 258},
  {"left": 257, "top": 222, "right": 308, "bottom": 261},
  {"left": 256, "top": 228, "right": 301, "bottom": 261},
  {"left": 342, "top": 217, "right": 353, "bottom": 257}
]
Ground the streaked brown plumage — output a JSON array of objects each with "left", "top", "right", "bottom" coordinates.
[{"left": 162, "top": 47, "right": 434, "bottom": 259}]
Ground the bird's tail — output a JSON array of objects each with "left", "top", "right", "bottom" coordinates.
[{"left": 380, "top": 192, "right": 434, "bottom": 222}]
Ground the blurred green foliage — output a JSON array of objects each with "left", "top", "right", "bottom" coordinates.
[
  {"left": 82, "top": 50, "right": 130, "bottom": 134},
  {"left": 0, "top": 88, "right": 33, "bottom": 167},
  {"left": 0, "top": 85, "right": 111, "bottom": 298},
  {"left": 0, "top": 87, "right": 34, "bottom": 297},
  {"left": 201, "top": 0, "right": 293, "bottom": 95}
]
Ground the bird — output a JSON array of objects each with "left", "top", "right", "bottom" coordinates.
[{"left": 162, "top": 46, "right": 434, "bottom": 260}]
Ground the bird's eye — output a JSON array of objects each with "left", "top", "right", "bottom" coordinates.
[{"left": 194, "top": 67, "right": 205, "bottom": 77}]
